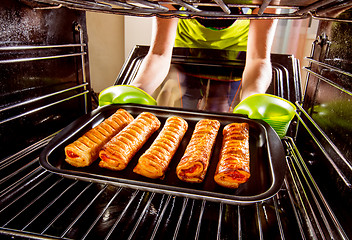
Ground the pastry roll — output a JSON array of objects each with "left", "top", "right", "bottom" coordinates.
[
  {"left": 133, "top": 116, "right": 188, "bottom": 179},
  {"left": 99, "top": 112, "right": 161, "bottom": 171},
  {"left": 214, "top": 123, "right": 250, "bottom": 189},
  {"left": 65, "top": 108, "right": 134, "bottom": 167},
  {"left": 176, "top": 119, "right": 220, "bottom": 183}
]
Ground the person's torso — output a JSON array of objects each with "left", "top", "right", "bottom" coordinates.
[{"left": 175, "top": 7, "right": 251, "bottom": 51}]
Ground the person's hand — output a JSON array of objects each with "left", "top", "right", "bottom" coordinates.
[{"left": 98, "top": 85, "right": 157, "bottom": 106}]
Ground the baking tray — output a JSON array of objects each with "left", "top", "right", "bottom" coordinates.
[{"left": 40, "top": 104, "right": 286, "bottom": 205}]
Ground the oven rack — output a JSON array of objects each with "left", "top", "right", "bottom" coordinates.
[
  {"left": 0, "top": 17, "right": 92, "bottom": 163},
  {"left": 0, "top": 24, "right": 90, "bottom": 125},
  {"left": 0, "top": 110, "right": 349, "bottom": 239},
  {"left": 0, "top": 70, "right": 349, "bottom": 239},
  {"left": 299, "top": 36, "right": 352, "bottom": 190},
  {"left": 284, "top": 136, "right": 349, "bottom": 239},
  {"left": 30, "top": 0, "right": 352, "bottom": 22},
  {"left": 295, "top": 103, "right": 352, "bottom": 188}
]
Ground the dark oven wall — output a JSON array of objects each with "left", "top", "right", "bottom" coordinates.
[
  {"left": 296, "top": 8, "right": 352, "bottom": 238},
  {"left": 0, "top": 0, "right": 91, "bottom": 162}
]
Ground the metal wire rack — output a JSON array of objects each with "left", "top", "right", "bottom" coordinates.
[
  {"left": 29, "top": 0, "right": 352, "bottom": 22},
  {"left": 0, "top": 38, "right": 351, "bottom": 239},
  {"left": 0, "top": 120, "right": 349, "bottom": 239}
]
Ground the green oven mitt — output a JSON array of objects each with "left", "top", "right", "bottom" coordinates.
[
  {"left": 98, "top": 85, "right": 157, "bottom": 107},
  {"left": 233, "top": 94, "right": 296, "bottom": 138}
]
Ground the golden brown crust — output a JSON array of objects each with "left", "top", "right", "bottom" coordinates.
[
  {"left": 214, "top": 123, "right": 250, "bottom": 189},
  {"left": 99, "top": 112, "right": 161, "bottom": 171},
  {"left": 176, "top": 119, "right": 220, "bottom": 183},
  {"left": 133, "top": 116, "right": 188, "bottom": 179},
  {"left": 64, "top": 109, "right": 134, "bottom": 167}
]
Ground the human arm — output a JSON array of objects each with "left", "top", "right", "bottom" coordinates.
[
  {"left": 131, "top": 16, "right": 179, "bottom": 95},
  {"left": 240, "top": 8, "right": 278, "bottom": 100}
]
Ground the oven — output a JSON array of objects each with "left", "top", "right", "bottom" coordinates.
[{"left": 0, "top": 0, "right": 351, "bottom": 239}]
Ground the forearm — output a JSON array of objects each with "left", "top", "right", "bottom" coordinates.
[
  {"left": 240, "top": 8, "right": 277, "bottom": 100},
  {"left": 241, "top": 58, "right": 272, "bottom": 100},
  {"left": 131, "top": 16, "right": 178, "bottom": 95},
  {"left": 131, "top": 52, "right": 173, "bottom": 94}
]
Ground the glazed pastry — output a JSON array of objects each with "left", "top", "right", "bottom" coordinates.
[
  {"left": 99, "top": 112, "right": 161, "bottom": 171},
  {"left": 65, "top": 108, "right": 134, "bottom": 167},
  {"left": 214, "top": 123, "right": 250, "bottom": 189},
  {"left": 133, "top": 116, "right": 188, "bottom": 179},
  {"left": 176, "top": 119, "right": 220, "bottom": 183}
]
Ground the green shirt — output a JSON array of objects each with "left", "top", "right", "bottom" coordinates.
[{"left": 175, "top": 11, "right": 251, "bottom": 51}]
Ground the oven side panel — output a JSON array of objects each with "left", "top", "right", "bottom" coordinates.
[
  {"left": 0, "top": 0, "right": 91, "bottom": 161},
  {"left": 296, "top": 8, "right": 352, "bottom": 238}
]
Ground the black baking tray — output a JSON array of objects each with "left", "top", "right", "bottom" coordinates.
[{"left": 40, "top": 104, "right": 286, "bottom": 205}]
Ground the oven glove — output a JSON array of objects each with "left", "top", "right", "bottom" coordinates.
[
  {"left": 98, "top": 85, "right": 157, "bottom": 107},
  {"left": 232, "top": 94, "right": 296, "bottom": 138}
]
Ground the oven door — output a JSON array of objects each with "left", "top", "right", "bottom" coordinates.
[{"left": 116, "top": 45, "right": 301, "bottom": 129}]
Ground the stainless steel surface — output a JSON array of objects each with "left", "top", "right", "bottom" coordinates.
[
  {"left": 76, "top": 24, "right": 89, "bottom": 114},
  {"left": 0, "top": 52, "right": 86, "bottom": 64},
  {"left": 257, "top": 0, "right": 272, "bottom": 15},
  {"left": 213, "top": 0, "right": 231, "bottom": 14},
  {"left": 0, "top": 83, "right": 88, "bottom": 113},
  {"left": 0, "top": 44, "right": 86, "bottom": 51}
]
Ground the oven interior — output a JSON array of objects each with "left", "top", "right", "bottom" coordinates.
[{"left": 1, "top": 0, "right": 352, "bottom": 239}]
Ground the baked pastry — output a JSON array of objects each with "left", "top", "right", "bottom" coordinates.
[
  {"left": 214, "top": 123, "right": 250, "bottom": 189},
  {"left": 99, "top": 112, "right": 161, "bottom": 171},
  {"left": 133, "top": 116, "right": 188, "bottom": 179},
  {"left": 176, "top": 119, "right": 220, "bottom": 183},
  {"left": 64, "top": 108, "right": 134, "bottom": 167}
]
